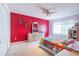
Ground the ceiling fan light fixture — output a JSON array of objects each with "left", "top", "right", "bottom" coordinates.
[{"left": 37, "top": 5, "right": 56, "bottom": 16}]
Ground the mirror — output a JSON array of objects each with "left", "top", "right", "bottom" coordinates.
[{"left": 32, "top": 22, "right": 39, "bottom": 33}]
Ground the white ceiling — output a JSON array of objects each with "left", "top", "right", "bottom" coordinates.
[{"left": 6, "top": 3, "right": 79, "bottom": 20}]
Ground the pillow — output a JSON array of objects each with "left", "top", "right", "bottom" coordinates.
[{"left": 65, "top": 39, "right": 75, "bottom": 45}]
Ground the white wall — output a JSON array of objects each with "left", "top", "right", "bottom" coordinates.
[
  {"left": 0, "top": 4, "right": 10, "bottom": 56},
  {"left": 49, "top": 20, "right": 53, "bottom": 36}
]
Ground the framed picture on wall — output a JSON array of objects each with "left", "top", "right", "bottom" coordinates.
[{"left": 18, "top": 18, "right": 23, "bottom": 24}]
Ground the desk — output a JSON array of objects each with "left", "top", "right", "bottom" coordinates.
[{"left": 28, "top": 32, "right": 44, "bottom": 42}]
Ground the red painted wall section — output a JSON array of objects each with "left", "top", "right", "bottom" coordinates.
[{"left": 11, "top": 12, "right": 49, "bottom": 43}]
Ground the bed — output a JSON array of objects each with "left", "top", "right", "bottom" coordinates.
[
  {"left": 40, "top": 37, "right": 79, "bottom": 55},
  {"left": 39, "top": 37, "right": 67, "bottom": 55}
]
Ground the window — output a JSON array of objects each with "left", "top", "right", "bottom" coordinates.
[
  {"left": 61, "top": 24, "right": 74, "bottom": 34},
  {"left": 52, "top": 20, "right": 75, "bottom": 35},
  {"left": 53, "top": 22, "right": 61, "bottom": 34}
]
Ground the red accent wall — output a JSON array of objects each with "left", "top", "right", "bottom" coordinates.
[{"left": 11, "top": 12, "right": 49, "bottom": 43}]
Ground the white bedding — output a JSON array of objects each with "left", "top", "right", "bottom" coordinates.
[{"left": 67, "top": 41, "right": 79, "bottom": 51}]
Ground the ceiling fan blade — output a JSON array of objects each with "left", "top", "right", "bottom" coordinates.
[
  {"left": 37, "top": 5, "right": 49, "bottom": 11},
  {"left": 48, "top": 8, "right": 56, "bottom": 10},
  {"left": 49, "top": 11, "right": 55, "bottom": 14},
  {"left": 37, "top": 4, "right": 55, "bottom": 16}
]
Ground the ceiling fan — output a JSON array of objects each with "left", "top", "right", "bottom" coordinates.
[{"left": 38, "top": 5, "right": 55, "bottom": 16}]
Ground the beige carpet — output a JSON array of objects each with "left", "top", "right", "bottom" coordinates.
[{"left": 6, "top": 41, "right": 51, "bottom": 56}]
